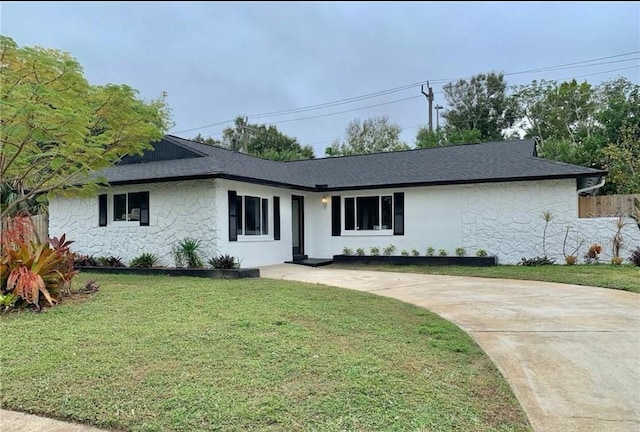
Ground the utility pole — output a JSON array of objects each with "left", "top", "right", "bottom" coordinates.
[
  {"left": 421, "top": 82, "right": 434, "bottom": 132},
  {"left": 434, "top": 105, "right": 443, "bottom": 130}
]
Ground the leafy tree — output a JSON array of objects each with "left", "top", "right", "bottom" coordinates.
[
  {"left": 595, "top": 77, "right": 640, "bottom": 145},
  {"left": 602, "top": 124, "right": 640, "bottom": 194},
  {"left": 326, "top": 116, "right": 408, "bottom": 156},
  {"left": 197, "top": 116, "right": 314, "bottom": 161},
  {"left": 415, "top": 127, "right": 481, "bottom": 149},
  {"left": 0, "top": 36, "right": 171, "bottom": 219},
  {"left": 192, "top": 133, "right": 220, "bottom": 146},
  {"left": 442, "top": 72, "right": 518, "bottom": 141}
]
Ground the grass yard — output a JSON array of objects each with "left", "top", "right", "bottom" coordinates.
[
  {"left": 331, "top": 264, "right": 640, "bottom": 293},
  {"left": 1, "top": 273, "right": 530, "bottom": 432}
]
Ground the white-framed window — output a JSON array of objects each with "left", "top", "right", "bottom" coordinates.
[
  {"left": 236, "top": 195, "right": 269, "bottom": 237},
  {"left": 107, "top": 191, "right": 149, "bottom": 226},
  {"left": 344, "top": 195, "right": 393, "bottom": 231}
]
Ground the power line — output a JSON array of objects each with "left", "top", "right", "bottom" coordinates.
[{"left": 172, "top": 52, "right": 640, "bottom": 134}]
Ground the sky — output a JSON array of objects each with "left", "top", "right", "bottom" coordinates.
[{"left": 2, "top": 1, "right": 639, "bottom": 156}]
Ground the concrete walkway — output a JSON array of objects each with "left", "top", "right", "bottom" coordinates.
[
  {"left": 0, "top": 409, "right": 109, "bottom": 432},
  {"left": 261, "top": 264, "right": 640, "bottom": 432}
]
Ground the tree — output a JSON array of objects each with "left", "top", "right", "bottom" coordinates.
[
  {"left": 325, "top": 116, "right": 408, "bottom": 156},
  {"left": 602, "top": 124, "right": 640, "bottom": 194},
  {"left": 195, "top": 116, "right": 314, "bottom": 161},
  {"left": 415, "top": 127, "right": 481, "bottom": 149},
  {"left": 1, "top": 36, "right": 171, "bottom": 219},
  {"left": 442, "top": 72, "right": 518, "bottom": 141}
]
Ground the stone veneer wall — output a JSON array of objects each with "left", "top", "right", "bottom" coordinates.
[
  {"left": 49, "top": 180, "right": 218, "bottom": 267},
  {"left": 462, "top": 179, "right": 640, "bottom": 264}
]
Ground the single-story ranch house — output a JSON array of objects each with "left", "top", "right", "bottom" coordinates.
[{"left": 50, "top": 135, "right": 640, "bottom": 267}]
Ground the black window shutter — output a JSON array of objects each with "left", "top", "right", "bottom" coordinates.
[
  {"left": 98, "top": 194, "right": 107, "bottom": 227},
  {"left": 273, "top": 196, "right": 281, "bottom": 240},
  {"left": 228, "top": 190, "right": 238, "bottom": 242},
  {"left": 393, "top": 192, "right": 404, "bottom": 236},
  {"left": 331, "top": 196, "right": 341, "bottom": 236},
  {"left": 140, "top": 191, "right": 150, "bottom": 226}
]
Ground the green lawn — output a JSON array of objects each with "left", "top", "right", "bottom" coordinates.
[
  {"left": 331, "top": 264, "right": 640, "bottom": 293},
  {"left": 1, "top": 273, "right": 530, "bottom": 432}
]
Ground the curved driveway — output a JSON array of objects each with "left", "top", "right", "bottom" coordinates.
[{"left": 261, "top": 264, "right": 640, "bottom": 432}]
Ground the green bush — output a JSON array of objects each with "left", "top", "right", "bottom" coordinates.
[
  {"left": 208, "top": 254, "right": 238, "bottom": 269},
  {"left": 455, "top": 247, "right": 466, "bottom": 257},
  {"left": 401, "top": 250, "right": 410, "bottom": 256},
  {"left": 129, "top": 253, "right": 159, "bottom": 268},
  {"left": 356, "top": 248, "right": 365, "bottom": 256},
  {"left": 438, "top": 249, "right": 448, "bottom": 257},
  {"left": 343, "top": 247, "right": 353, "bottom": 256},
  {"left": 97, "top": 256, "right": 125, "bottom": 267},
  {"left": 172, "top": 238, "right": 203, "bottom": 268},
  {"left": 370, "top": 247, "right": 380, "bottom": 256},
  {"left": 382, "top": 244, "right": 396, "bottom": 256},
  {"left": 411, "top": 248, "right": 421, "bottom": 256},
  {"left": 426, "top": 247, "right": 435, "bottom": 256},
  {"left": 476, "top": 249, "right": 488, "bottom": 257}
]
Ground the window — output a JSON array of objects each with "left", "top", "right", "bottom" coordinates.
[
  {"left": 233, "top": 194, "right": 269, "bottom": 237},
  {"left": 344, "top": 195, "right": 393, "bottom": 231},
  {"left": 112, "top": 192, "right": 149, "bottom": 226}
]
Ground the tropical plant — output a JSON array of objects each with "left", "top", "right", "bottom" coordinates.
[
  {"left": 401, "top": 250, "right": 410, "bottom": 256},
  {"left": 356, "top": 248, "right": 365, "bottom": 256},
  {"left": 611, "top": 216, "right": 626, "bottom": 260},
  {"left": 562, "top": 226, "right": 584, "bottom": 265},
  {"left": 49, "top": 234, "right": 77, "bottom": 295},
  {"left": 519, "top": 256, "right": 555, "bottom": 266},
  {"left": 79, "top": 279, "right": 100, "bottom": 294},
  {"left": 129, "top": 252, "right": 159, "bottom": 268},
  {"left": 541, "top": 211, "right": 553, "bottom": 257},
  {"left": 0, "top": 293, "right": 19, "bottom": 313},
  {"left": 383, "top": 244, "right": 396, "bottom": 256},
  {"left": 438, "top": 249, "right": 448, "bottom": 257},
  {"left": 411, "top": 248, "right": 421, "bottom": 256},
  {"left": 342, "top": 247, "right": 353, "bottom": 256},
  {"left": 97, "top": 256, "right": 125, "bottom": 268},
  {"left": 475, "top": 249, "right": 488, "bottom": 257},
  {"left": 426, "top": 247, "right": 435, "bottom": 256},
  {"left": 74, "top": 254, "right": 98, "bottom": 267},
  {"left": 584, "top": 243, "right": 602, "bottom": 264},
  {"left": 370, "top": 247, "right": 380, "bottom": 256},
  {"left": 455, "top": 247, "right": 466, "bottom": 257},
  {"left": 208, "top": 254, "right": 238, "bottom": 269},
  {"left": 172, "top": 238, "right": 204, "bottom": 268}
]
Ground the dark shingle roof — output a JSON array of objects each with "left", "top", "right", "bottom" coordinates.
[{"left": 97, "top": 135, "right": 605, "bottom": 190}]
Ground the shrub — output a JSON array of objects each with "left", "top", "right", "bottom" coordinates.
[
  {"left": 356, "top": 248, "right": 365, "bottom": 256},
  {"left": 342, "top": 247, "right": 353, "bottom": 256},
  {"left": 129, "top": 252, "right": 159, "bottom": 268},
  {"left": 584, "top": 243, "right": 602, "bottom": 264},
  {"left": 476, "top": 249, "right": 487, "bottom": 257},
  {"left": 438, "top": 249, "right": 448, "bottom": 257},
  {"left": 411, "top": 248, "right": 421, "bottom": 256},
  {"left": 565, "top": 255, "right": 577, "bottom": 265},
  {"left": 519, "top": 256, "right": 555, "bottom": 266},
  {"left": 370, "top": 247, "right": 380, "bottom": 256},
  {"left": 74, "top": 254, "right": 98, "bottom": 267},
  {"left": 49, "top": 234, "right": 77, "bottom": 295},
  {"left": 97, "top": 256, "right": 125, "bottom": 268},
  {"left": 426, "top": 247, "right": 435, "bottom": 256},
  {"left": 80, "top": 279, "right": 100, "bottom": 294},
  {"left": 401, "top": 250, "right": 410, "bottom": 256},
  {"left": 172, "top": 237, "right": 203, "bottom": 268},
  {"left": 382, "top": 245, "right": 396, "bottom": 256},
  {"left": 455, "top": 247, "right": 466, "bottom": 257},
  {"left": 208, "top": 254, "right": 238, "bottom": 269},
  {"left": 629, "top": 247, "right": 640, "bottom": 267}
]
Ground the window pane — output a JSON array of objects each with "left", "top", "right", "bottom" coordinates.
[
  {"left": 357, "top": 196, "right": 379, "bottom": 230},
  {"left": 345, "top": 198, "right": 355, "bottom": 230},
  {"left": 381, "top": 196, "right": 393, "bottom": 230},
  {"left": 128, "top": 192, "right": 147, "bottom": 221},
  {"left": 236, "top": 196, "right": 243, "bottom": 236},
  {"left": 244, "top": 196, "right": 261, "bottom": 235},
  {"left": 113, "top": 194, "right": 126, "bottom": 221},
  {"left": 261, "top": 198, "right": 268, "bottom": 235}
]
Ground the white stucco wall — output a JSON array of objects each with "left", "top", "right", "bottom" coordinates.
[
  {"left": 50, "top": 177, "right": 640, "bottom": 268},
  {"left": 213, "top": 179, "right": 300, "bottom": 268},
  {"left": 49, "top": 180, "right": 218, "bottom": 266}
]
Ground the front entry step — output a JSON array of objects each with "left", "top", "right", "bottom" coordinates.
[{"left": 285, "top": 258, "right": 334, "bottom": 267}]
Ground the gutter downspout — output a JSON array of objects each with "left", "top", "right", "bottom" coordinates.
[{"left": 576, "top": 176, "right": 606, "bottom": 195}]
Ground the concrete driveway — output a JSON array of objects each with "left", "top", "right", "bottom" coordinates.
[{"left": 261, "top": 264, "right": 640, "bottom": 432}]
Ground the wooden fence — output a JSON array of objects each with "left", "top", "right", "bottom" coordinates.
[
  {"left": 578, "top": 194, "right": 639, "bottom": 218},
  {"left": 1, "top": 213, "right": 49, "bottom": 243}
]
